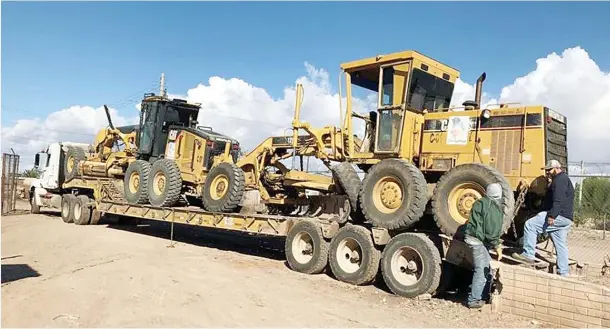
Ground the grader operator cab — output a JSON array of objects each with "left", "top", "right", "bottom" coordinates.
[
  {"left": 123, "top": 93, "right": 241, "bottom": 208},
  {"left": 286, "top": 49, "right": 568, "bottom": 240}
]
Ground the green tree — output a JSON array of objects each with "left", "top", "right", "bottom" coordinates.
[
  {"left": 574, "top": 177, "right": 610, "bottom": 227},
  {"left": 21, "top": 168, "right": 41, "bottom": 178}
]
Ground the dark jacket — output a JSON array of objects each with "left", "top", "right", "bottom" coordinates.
[
  {"left": 542, "top": 171, "right": 575, "bottom": 220},
  {"left": 464, "top": 196, "right": 504, "bottom": 248}
]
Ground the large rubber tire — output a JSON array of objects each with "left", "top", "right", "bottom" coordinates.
[
  {"left": 359, "top": 159, "right": 428, "bottom": 230},
  {"left": 61, "top": 194, "right": 76, "bottom": 223},
  {"left": 147, "top": 159, "right": 182, "bottom": 207},
  {"left": 73, "top": 195, "right": 92, "bottom": 226},
  {"left": 329, "top": 224, "right": 380, "bottom": 286},
  {"left": 124, "top": 160, "right": 151, "bottom": 204},
  {"left": 331, "top": 162, "right": 365, "bottom": 223},
  {"left": 431, "top": 163, "right": 515, "bottom": 236},
  {"left": 285, "top": 220, "right": 329, "bottom": 274},
  {"left": 380, "top": 233, "right": 442, "bottom": 298},
  {"left": 63, "top": 146, "right": 86, "bottom": 183},
  {"left": 202, "top": 162, "right": 245, "bottom": 213}
]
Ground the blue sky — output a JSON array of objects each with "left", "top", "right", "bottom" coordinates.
[{"left": 2, "top": 1, "right": 610, "bottom": 163}]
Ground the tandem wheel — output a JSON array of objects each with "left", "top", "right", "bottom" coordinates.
[{"left": 285, "top": 220, "right": 329, "bottom": 275}]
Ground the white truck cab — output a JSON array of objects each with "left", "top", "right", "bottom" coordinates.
[{"left": 30, "top": 142, "right": 90, "bottom": 213}]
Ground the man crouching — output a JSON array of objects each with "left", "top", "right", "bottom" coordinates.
[{"left": 463, "top": 183, "right": 504, "bottom": 309}]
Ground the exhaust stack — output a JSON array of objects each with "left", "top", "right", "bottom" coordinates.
[{"left": 475, "top": 72, "right": 486, "bottom": 109}]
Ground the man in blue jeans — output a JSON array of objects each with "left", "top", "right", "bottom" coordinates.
[
  {"left": 463, "top": 183, "right": 504, "bottom": 308},
  {"left": 513, "top": 159, "right": 575, "bottom": 276}
]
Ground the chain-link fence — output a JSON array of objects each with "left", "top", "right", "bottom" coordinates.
[{"left": 562, "top": 162, "right": 610, "bottom": 268}]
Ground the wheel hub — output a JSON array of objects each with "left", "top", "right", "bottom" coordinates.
[
  {"left": 457, "top": 192, "right": 478, "bottom": 217},
  {"left": 372, "top": 176, "right": 404, "bottom": 214},
  {"left": 448, "top": 183, "right": 484, "bottom": 224},
  {"left": 292, "top": 232, "right": 314, "bottom": 264},
  {"left": 391, "top": 247, "right": 423, "bottom": 286},
  {"left": 336, "top": 238, "right": 362, "bottom": 273}
]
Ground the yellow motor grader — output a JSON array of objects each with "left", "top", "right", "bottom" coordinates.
[{"left": 199, "top": 49, "right": 568, "bottom": 240}]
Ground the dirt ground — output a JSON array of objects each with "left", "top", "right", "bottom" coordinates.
[{"left": 2, "top": 205, "right": 543, "bottom": 328}]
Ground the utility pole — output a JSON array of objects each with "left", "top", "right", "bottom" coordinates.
[{"left": 160, "top": 73, "right": 167, "bottom": 98}]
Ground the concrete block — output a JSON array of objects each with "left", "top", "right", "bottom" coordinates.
[
  {"left": 516, "top": 281, "right": 537, "bottom": 290},
  {"left": 555, "top": 295, "right": 575, "bottom": 305},
  {"left": 575, "top": 283, "right": 604, "bottom": 295},
  {"left": 561, "top": 303, "right": 588, "bottom": 315},
  {"left": 574, "top": 298, "right": 602, "bottom": 311},
  {"left": 574, "top": 313, "right": 602, "bottom": 326},
  {"left": 561, "top": 318, "right": 588, "bottom": 328},
  {"left": 563, "top": 289, "right": 588, "bottom": 300},
  {"left": 550, "top": 280, "right": 576, "bottom": 290},
  {"left": 534, "top": 298, "right": 549, "bottom": 307},
  {"left": 513, "top": 294, "right": 536, "bottom": 305},
  {"left": 513, "top": 308, "right": 534, "bottom": 318},
  {"left": 535, "top": 312, "right": 560, "bottom": 326}
]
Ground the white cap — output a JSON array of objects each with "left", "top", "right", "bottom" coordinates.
[{"left": 486, "top": 183, "right": 502, "bottom": 201}]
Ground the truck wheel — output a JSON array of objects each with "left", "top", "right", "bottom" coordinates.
[
  {"left": 147, "top": 159, "right": 182, "bottom": 207},
  {"left": 359, "top": 159, "right": 427, "bottom": 230},
  {"left": 64, "top": 146, "right": 86, "bottom": 183},
  {"left": 73, "top": 195, "right": 92, "bottom": 225},
  {"left": 124, "top": 160, "right": 151, "bottom": 204},
  {"left": 380, "top": 233, "right": 442, "bottom": 298},
  {"left": 431, "top": 163, "right": 515, "bottom": 236},
  {"left": 202, "top": 162, "right": 245, "bottom": 213},
  {"left": 61, "top": 194, "right": 76, "bottom": 223},
  {"left": 331, "top": 162, "right": 365, "bottom": 223},
  {"left": 285, "top": 220, "right": 329, "bottom": 274},
  {"left": 329, "top": 224, "right": 380, "bottom": 285},
  {"left": 30, "top": 193, "right": 41, "bottom": 214}
]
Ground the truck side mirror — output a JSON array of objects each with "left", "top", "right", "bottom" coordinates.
[{"left": 34, "top": 153, "right": 40, "bottom": 167}]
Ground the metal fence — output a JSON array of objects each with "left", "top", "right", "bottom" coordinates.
[{"left": 1, "top": 152, "right": 21, "bottom": 215}]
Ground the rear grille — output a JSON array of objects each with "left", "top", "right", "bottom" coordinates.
[
  {"left": 544, "top": 108, "right": 568, "bottom": 171},
  {"left": 490, "top": 129, "right": 522, "bottom": 176}
]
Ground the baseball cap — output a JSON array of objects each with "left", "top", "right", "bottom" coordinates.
[{"left": 542, "top": 159, "right": 562, "bottom": 170}]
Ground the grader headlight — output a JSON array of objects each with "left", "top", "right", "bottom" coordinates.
[{"left": 482, "top": 109, "right": 491, "bottom": 119}]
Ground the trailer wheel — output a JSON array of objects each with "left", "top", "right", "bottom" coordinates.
[
  {"left": 359, "top": 159, "right": 427, "bottom": 230},
  {"left": 329, "top": 224, "right": 380, "bottom": 285},
  {"left": 147, "top": 159, "right": 182, "bottom": 207},
  {"left": 61, "top": 194, "right": 76, "bottom": 223},
  {"left": 285, "top": 220, "right": 329, "bottom": 274},
  {"left": 432, "top": 163, "right": 515, "bottom": 236},
  {"left": 73, "top": 195, "right": 92, "bottom": 225},
  {"left": 202, "top": 162, "right": 245, "bottom": 213},
  {"left": 64, "top": 146, "right": 86, "bottom": 183},
  {"left": 380, "top": 233, "right": 442, "bottom": 298},
  {"left": 124, "top": 160, "right": 151, "bottom": 204},
  {"left": 331, "top": 162, "right": 365, "bottom": 223}
]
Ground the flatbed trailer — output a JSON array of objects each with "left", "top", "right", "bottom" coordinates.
[{"left": 57, "top": 176, "right": 580, "bottom": 299}]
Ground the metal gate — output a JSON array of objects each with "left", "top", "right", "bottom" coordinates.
[{"left": 2, "top": 152, "right": 20, "bottom": 215}]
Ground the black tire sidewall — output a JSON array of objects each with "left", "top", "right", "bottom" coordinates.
[
  {"left": 433, "top": 164, "right": 508, "bottom": 236},
  {"left": 73, "top": 196, "right": 91, "bottom": 225},
  {"left": 381, "top": 233, "right": 440, "bottom": 298},
  {"left": 329, "top": 225, "right": 379, "bottom": 285},
  {"left": 61, "top": 195, "right": 73, "bottom": 223},
  {"left": 124, "top": 160, "right": 149, "bottom": 204},
  {"left": 285, "top": 221, "right": 328, "bottom": 274},
  {"left": 361, "top": 159, "right": 424, "bottom": 229},
  {"left": 202, "top": 163, "right": 239, "bottom": 211},
  {"left": 147, "top": 160, "right": 180, "bottom": 207}
]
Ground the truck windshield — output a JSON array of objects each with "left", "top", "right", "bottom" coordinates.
[{"left": 407, "top": 68, "right": 454, "bottom": 111}]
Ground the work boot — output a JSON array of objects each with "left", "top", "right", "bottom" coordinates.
[
  {"left": 512, "top": 252, "right": 536, "bottom": 264},
  {"left": 467, "top": 300, "right": 485, "bottom": 309}
]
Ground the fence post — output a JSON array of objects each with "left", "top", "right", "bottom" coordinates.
[{"left": 578, "top": 160, "right": 584, "bottom": 206}]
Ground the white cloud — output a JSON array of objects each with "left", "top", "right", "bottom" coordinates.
[
  {"left": 3, "top": 46, "right": 608, "bottom": 173},
  {"left": 1, "top": 105, "right": 138, "bottom": 169}
]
